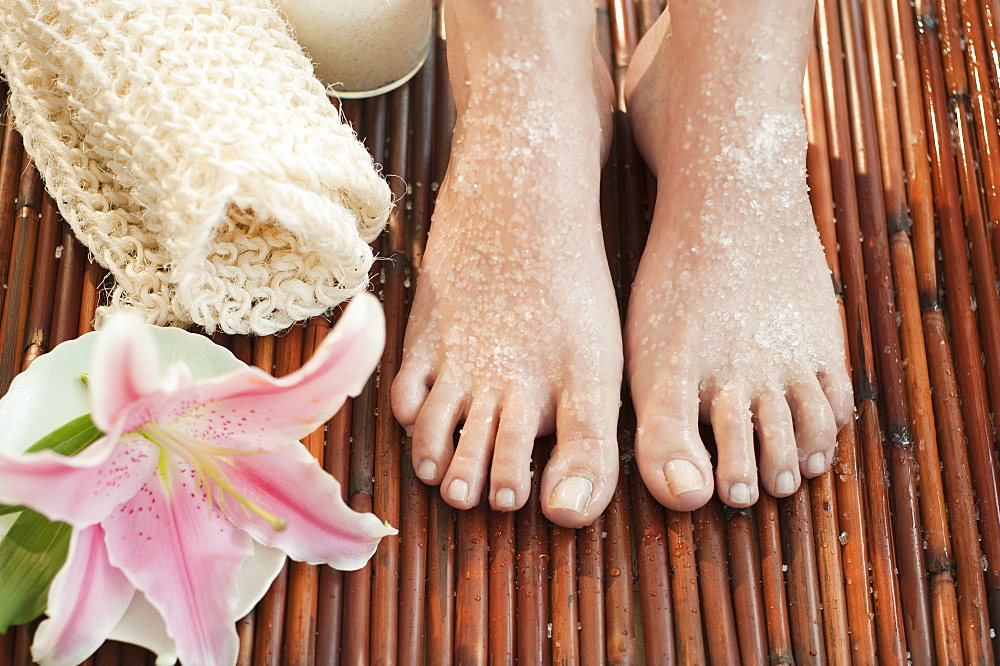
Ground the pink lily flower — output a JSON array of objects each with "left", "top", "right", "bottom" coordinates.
[{"left": 0, "top": 293, "right": 394, "bottom": 666}]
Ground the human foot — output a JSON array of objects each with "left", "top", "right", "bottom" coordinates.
[
  {"left": 391, "top": 1, "right": 622, "bottom": 528},
  {"left": 623, "top": 1, "right": 853, "bottom": 511}
]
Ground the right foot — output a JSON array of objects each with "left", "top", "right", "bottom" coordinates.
[
  {"left": 391, "top": 1, "right": 622, "bottom": 528},
  {"left": 622, "top": 1, "right": 853, "bottom": 511}
]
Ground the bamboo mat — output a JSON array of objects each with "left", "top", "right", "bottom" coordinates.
[{"left": 2, "top": 0, "right": 1000, "bottom": 663}]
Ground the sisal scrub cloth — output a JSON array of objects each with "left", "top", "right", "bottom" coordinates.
[{"left": 0, "top": 0, "right": 392, "bottom": 335}]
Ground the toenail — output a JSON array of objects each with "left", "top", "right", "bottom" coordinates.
[
  {"left": 664, "top": 459, "right": 708, "bottom": 495},
  {"left": 806, "top": 452, "right": 827, "bottom": 475},
  {"left": 495, "top": 487, "right": 516, "bottom": 509},
  {"left": 548, "top": 476, "right": 593, "bottom": 515},
  {"left": 416, "top": 459, "right": 437, "bottom": 481},
  {"left": 729, "top": 483, "right": 752, "bottom": 505},
  {"left": 447, "top": 479, "right": 469, "bottom": 503},
  {"left": 775, "top": 470, "right": 796, "bottom": 495}
]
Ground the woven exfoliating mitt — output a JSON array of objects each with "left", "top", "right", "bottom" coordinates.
[{"left": 0, "top": 0, "right": 392, "bottom": 335}]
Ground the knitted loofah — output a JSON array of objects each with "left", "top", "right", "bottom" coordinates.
[{"left": 0, "top": 0, "right": 392, "bottom": 335}]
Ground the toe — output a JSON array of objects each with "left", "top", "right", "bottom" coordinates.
[
  {"left": 489, "top": 391, "right": 543, "bottom": 512},
  {"left": 440, "top": 393, "right": 500, "bottom": 509},
  {"left": 754, "top": 390, "right": 800, "bottom": 498},
  {"left": 819, "top": 366, "right": 855, "bottom": 430},
  {"left": 392, "top": 356, "right": 433, "bottom": 426},
  {"left": 710, "top": 387, "right": 759, "bottom": 508},
  {"left": 540, "top": 384, "right": 620, "bottom": 529},
  {"left": 634, "top": 376, "right": 714, "bottom": 512},
  {"left": 410, "top": 381, "right": 465, "bottom": 486},
  {"left": 788, "top": 378, "right": 839, "bottom": 478}
]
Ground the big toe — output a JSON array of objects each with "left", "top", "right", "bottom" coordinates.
[
  {"left": 540, "top": 383, "right": 620, "bottom": 528},
  {"left": 633, "top": 376, "right": 715, "bottom": 512}
]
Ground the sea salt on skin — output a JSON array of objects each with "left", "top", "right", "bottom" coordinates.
[
  {"left": 623, "top": 0, "right": 854, "bottom": 510},
  {"left": 391, "top": 0, "right": 622, "bottom": 528}
]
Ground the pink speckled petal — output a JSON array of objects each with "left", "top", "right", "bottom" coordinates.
[
  {"left": 102, "top": 460, "right": 255, "bottom": 666},
  {"left": 216, "top": 438, "right": 396, "bottom": 570},
  {"left": 153, "top": 293, "right": 385, "bottom": 448},
  {"left": 31, "top": 524, "right": 135, "bottom": 666},
  {"left": 0, "top": 435, "right": 157, "bottom": 527}
]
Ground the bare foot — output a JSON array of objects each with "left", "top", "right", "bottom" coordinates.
[
  {"left": 391, "top": 0, "right": 621, "bottom": 528},
  {"left": 623, "top": 1, "right": 853, "bottom": 511}
]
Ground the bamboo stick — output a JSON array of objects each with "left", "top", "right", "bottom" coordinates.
[
  {"left": 667, "top": 509, "right": 705, "bottom": 664},
  {"left": 577, "top": 516, "right": 608, "bottom": 665},
  {"left": 341, "top": 331, "right": 378, "bottom": 665},
  {"left": 781, "top": 488, "right": 827, "bottom": 664},
  {"left": 550, "top": 524, "right": 580, "bottom": 664},
  {"left": 725, "top": 508, "right": 767, "bottom": 665},
  {"left": 516, "top": 453, "right": 551, "bottom": 666},
  {"left": 21, "top": 193, "right": 59, "bottom": 370},
  {"left": 694, "top": 500, "right": 740, "bottom": 665},
  {"left": 455, "top": 504, "right": 489, "bottom": 665},
  {"left": 488, "top": 510, "right": 516, "bottom": 665},
  {"left": 756, "top": 493, "right": 794, "bottom": 665},
  {"left": 0, "top": 154, "right": 42, "bottom": 392},
  {"left": 806, "top": 474, "right": 852, "bottom": 664},
  {"left": 77, "top": 258, "right": 104, "bottom": 336},
  {"left": 0, "top": 111, "right": 24, "bottom": 317},
  {"left": 629, "top": 461, "right": 674, "bottom": 663},
  {"left": 316, "top": 388, "right": 354, "bottom": 666},
  {"left": 603, "top": 468, "right": 637, "bottom": 665},
  {"left": 425, "top": 496, "right": 455, "bottom": 666},
  {"left": 283, "top": 321, "right": 330, "bottom": 666},
  {"left": 49, "top": 225, "right": 86, "bottom": 348}
]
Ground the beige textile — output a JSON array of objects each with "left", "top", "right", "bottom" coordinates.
[{"left": 0, "top": 0, "right": 391, "bottom": 335}]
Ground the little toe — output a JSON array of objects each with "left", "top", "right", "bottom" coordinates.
[
  {"left": 540, "top": 386, "right": 620, "bottom": 528},
  {"left": 819, "top": 367, "right": 855, "bottom": 430},
  {"left": 710, "top": 387, "right": 759, "bottom": 508},
  {"left": 391, "top": 357, "right": 433, "bottom": 426},
  {"left": 754, "top": 391, "right": 800, "bottom": 498},
  {"left": 634, "top": 380, "right": 714, "bottom": 512},
  {"left": 489, "top": 392, "right": 543, "bottom": 512},
  {"left": 411, "top": 382, "right": 466, "bottom": 486},
  {"left": 788, "top": 379, "right": 839, "bottom": 478},
  {"left": 441, "top": 394, "right": 500, "bottom": 510}
]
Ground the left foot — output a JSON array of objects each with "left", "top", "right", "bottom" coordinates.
[{"left": 391, "top": 0, "right": 622, "bottom": 528}]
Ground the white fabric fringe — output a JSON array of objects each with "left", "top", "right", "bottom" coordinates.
[{"left": 0, "top": 0, "right": 391, "bottom": 335}]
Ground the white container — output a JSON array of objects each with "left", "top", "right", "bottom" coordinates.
[{"left": 277, "top": 0, "right": 433, "bottom": 98}]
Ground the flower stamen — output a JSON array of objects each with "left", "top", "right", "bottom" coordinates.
[{"left": 138, "top": 423, "right": 287, "bottom": 531}]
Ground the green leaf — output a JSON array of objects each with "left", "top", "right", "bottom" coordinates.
[
  {"left": 0, "top": 413, "right": 104, "bottom": 631},
  {"left": 0, "top": 413, "right": 102, "bottom": 516},
  {"left": 0, "top": 512, "right": 71, "bottom": 632}
]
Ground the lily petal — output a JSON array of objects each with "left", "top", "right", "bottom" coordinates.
[
  {"left": 216, "top": 438, "right": 396, "bottom": 570},
  {"left": 0, "top": 436, "right": 157, "bottom": 527},
  {"left": 154, "top": 293, "right": 385, "bottom": 446},
  {"left": 89, "top": 314, "right": 162, "bottom": 435},
  {"left": 32, "top": 524, "right": 135, "bottom": 666},
  {"left": 102, "top": 460, "right": 255, "bottom": 666}
]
